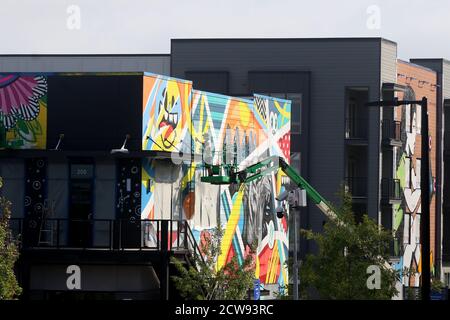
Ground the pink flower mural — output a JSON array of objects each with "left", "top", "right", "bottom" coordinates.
[{"left": 0, "top": 75, "right": 47, "bottom": 129}]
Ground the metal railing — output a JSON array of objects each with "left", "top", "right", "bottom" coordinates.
[
  {"left": 345, "top": 177, "right": 368, "bottom": 197},
  {"left": 382, "top": 120, "right": 401, "bottom": 142},
  {"left": 381, "top": 178, "right": 402, "bottom": 201},
  {"left": 9, "top": 218, "right": 202, "bottom": 253}
]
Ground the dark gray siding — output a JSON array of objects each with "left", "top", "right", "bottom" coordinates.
[
  {"left": 0, "top": 55, "right": 170, "bottom": 74},
  {"left": 410, "top": 59, "right": 450, "bottom": 98},
  {"left": 171, "top": 38, "right": 388, "bottom": 236}
]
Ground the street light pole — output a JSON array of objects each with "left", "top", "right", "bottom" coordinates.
[
  {"left": 366, "top": 97, "right": 430, "bottom": 300},
  {"left": 290, "top": 189, "right": 306, "bottom": 300},
  {"left": 278, "top": 188, "right": 306, "bottom": 300},
  {"left": 293, "top": 206, "right": 299, "bottom": 300},
  {"left": 420, "top": 97, "right": 431, "bottom": 301}
]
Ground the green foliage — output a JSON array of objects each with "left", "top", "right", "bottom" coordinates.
[
  {"left": 299, "top": 188, "right": 400, "bottom": 300},
  {"left": 171, "top": 225, "right": 256, "bottom": 300},
  {"left": 0, "top": 177, "right": 22, "bottom": 299},
  {"left": 431, "top": 278, "right": 445, "bottom": 293}
]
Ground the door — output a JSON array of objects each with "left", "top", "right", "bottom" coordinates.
[{"left": 69, "top": 160, "right": 94, "bottom": 247}]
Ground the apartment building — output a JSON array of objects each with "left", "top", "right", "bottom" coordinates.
[{"left": 170, "top": 38, "right": 444, "bottom": 296}]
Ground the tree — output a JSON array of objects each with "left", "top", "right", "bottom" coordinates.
[
  {"left": 0, "top": 177, "right": 22, "bottom": 299},
  {"left": 171, "top": 225, "right": 256, "bottom": 300},
  {"left": 299, "top": 188, "right": 400, "bottom": 300}
]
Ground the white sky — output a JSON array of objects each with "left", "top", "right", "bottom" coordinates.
[{"left": 1, "top": 0, "right": 449, "bottom": 60}]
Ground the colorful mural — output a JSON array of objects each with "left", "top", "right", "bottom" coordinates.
[
  {"left": 141, "top": 158, "right": 156, "bottom": 220},
  {"left": 0, "top": 74, "right": 48, "bottom": 149},
  {"left": 393, "top": 90, "right": 423, "bottom": 287},
  {"left": 188, "top": 92, "right": 291, "bottom": 290},
  {"left": 142, "top": 73, "right": 193, "bottom": 152},
  {"left": 141, "top": 82, "right": 291, "bottom": 291}
]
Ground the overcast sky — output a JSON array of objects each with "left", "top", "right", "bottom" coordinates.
[{"left": 1, "top": 0, "right": 449, "bottom": 60}]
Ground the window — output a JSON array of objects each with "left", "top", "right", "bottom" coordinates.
[{"left": 345, "top": 87, "right": 369, "bottom": 139}]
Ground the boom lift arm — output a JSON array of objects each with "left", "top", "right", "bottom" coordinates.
[
  {"left": 201, "top": 156, "right": 393, "bottom": 271},
  {"left": 200, "top": 156, "right": 337, "bottom": 220}
]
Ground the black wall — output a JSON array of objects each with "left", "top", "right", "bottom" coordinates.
[{"left": 47, "top": 75, "right": 143, "bottom": 151}]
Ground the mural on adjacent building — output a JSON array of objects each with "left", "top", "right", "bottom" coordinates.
[
  {"left": 393, "top": 88, "right": 423, "bottom": 287},
  {"left": 0, "top": 74, "right": 48, "bottom": 149},
  {"left": 393, "top": 62, "right": 437, "bottom": 289}
]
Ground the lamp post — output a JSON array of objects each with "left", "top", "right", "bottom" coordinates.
[
  {"left": 277, "top": 188, "right": 307, "bottom": 300},
  {"left": 366, "top": 97, "right": 430, "bottom": 300}
]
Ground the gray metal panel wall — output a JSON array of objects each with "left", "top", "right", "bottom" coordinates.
[
  {"left": 171, "top": 38, "right": 387, "bottom": 235},
  {"left": 0, "top": 55, "right": 170, "bottom": 75}
]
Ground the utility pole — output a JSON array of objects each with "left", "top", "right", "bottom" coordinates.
[
  {"left": 292, "top": 205, "right": 299, "bottom": 300},
  {"left": 281, "top": 188, "right": 307, "bottom": 300},
  {"left": 420, "top": 97, "right": 431, "bottom": 300}
]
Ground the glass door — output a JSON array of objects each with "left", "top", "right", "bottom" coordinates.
[{"left": 69, "top": 159, "right": 94, "bottom": 247}]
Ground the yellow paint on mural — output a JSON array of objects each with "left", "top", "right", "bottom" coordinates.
[
  {"left": 255, "top": 255, "right": 260, "bottom": 279},
  {"left": 239, "top": 101, "right": 251, "bottom": 127},
  {"left": 418, "top": 250, "right": 434, "bottom": 274},
  {"left": 181, "top": 163, "right": 196, "bottom": 190},
  {"left": 217, "top": 185, "right": 245, "bottom": 270},
  {"left": 35, "top": 100, "right": 47, "bottom": 149},
  {"left": 274, "top": 100, "right": 290, "bottom": 120},
  {"left": 266, "top": 242, "right": 280, "bottom": 284}
]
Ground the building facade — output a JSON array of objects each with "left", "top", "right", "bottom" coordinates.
[
  {"left": 0, "top": 70, "right": 291, "bottom": 299},
  {"left": 1, "top": 40, "right": 449, "bottom": 299},
  {"left": 170, "top": 38, "right": 445, "bottom": 297}
]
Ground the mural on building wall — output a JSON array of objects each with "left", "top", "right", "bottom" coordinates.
[
  {"left": 141, "top": 158, "right": 156, "bottom": 220},
  {"left": 140, "top": 74, "right": 292, "bottom": 290},
  {"left": 142, "top": 73, "right": 193, "bottom": 152},
  {"left": 0, "top": 74, "right": 48, "bottom": 149},
  {"left": 188, "top": 92, "right": 291, "bottom": 290},
  {"left": 392, "top": 83, "right": 436, "bottom": 288}
]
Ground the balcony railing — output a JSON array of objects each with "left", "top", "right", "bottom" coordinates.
[
  {"left": 9, "top": 218, "right": 202, "bottom": 254},
  {"left": 345, "top": 117, "right": 368, "bottom": 140},
  {"left": 382, "top": 120, "right": 401, "bottom": 142},
  {"left": 381, "top": 178, "right": 402, "bottom": 201},
  {"left": 345, "top": 177, "right": 368, "bottom": 198}
]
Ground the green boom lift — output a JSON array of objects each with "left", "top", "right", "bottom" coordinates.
[{"left": 200, "top": 155, "right": 337, "bottom": 220}]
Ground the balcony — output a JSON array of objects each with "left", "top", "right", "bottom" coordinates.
[
  {"left": 9, "top": 218, "right": 201, "bottom": 255},
  {"left": 382, "top": 120, "right": 402, "bottom": 147},
  {"left": 381, "top": 178, "right": 402, "bottom": 204},
  {"left": 345, "top": 117, "right": 368, "bottom": 143},
  {"left": 345, "top": 177, "right": 368, "bottom": 198}
]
